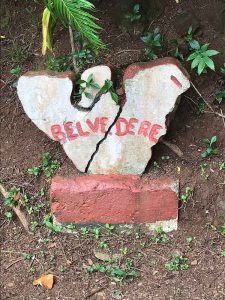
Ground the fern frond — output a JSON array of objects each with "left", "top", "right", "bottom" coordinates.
[{"left": 44, "top": 0, "right": 105, "bottom": 50}]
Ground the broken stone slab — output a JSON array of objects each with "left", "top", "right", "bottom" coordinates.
[
  {"left": 17, "top": 66, "right": 120, "bottom": 172},
  {"left": 88, "top": 58, "right": 190, "bottom": 174}
]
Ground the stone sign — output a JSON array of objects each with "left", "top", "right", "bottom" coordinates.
[{"left": 17, "top": 58, "right": 190, "bottom": 175}]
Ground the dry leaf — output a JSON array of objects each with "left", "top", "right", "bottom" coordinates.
[
  {"left": 33, "top": 274, "right": 54, "bottom": 289},
  {"left": 13, "top": 192, "right": 21, "bottom": 202},
  {"left": 94, "top": 250, "right": 111, "bottom": 262}
]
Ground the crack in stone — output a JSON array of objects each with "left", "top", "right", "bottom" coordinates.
[{"left": 85, "top": 105, "right": 123, "bottom": 173}]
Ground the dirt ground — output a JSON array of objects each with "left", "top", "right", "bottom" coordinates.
[{"left": 0, "top": 0, "right": 225, "bottom": 299}]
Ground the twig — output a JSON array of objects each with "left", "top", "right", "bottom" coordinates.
[
  {"left": 68, "top": 26, "right": 77, "bottom": 73},
  {"left": 220, "top": 109, "right": 225, "bottom": 129},
  {"left": 85, "top": 286, "right": 107, "bottom": 299},
  {"left": 0, "top": 184, "right": 31, "bottom": 234},
  {"left": 190, "top": 81, "right": 214, "bottom": 112},
  {"left": 115, "top": 49, "right": 142, "bottom": 55},
  {"left": 204, "top": 111, "right": 225, "bottom": 119},
  {"left": 161, "top": 139, "right": 183, "bottom": 158},
  {"left": 5, "top": 258, "right": 24, "bottom": 270}
]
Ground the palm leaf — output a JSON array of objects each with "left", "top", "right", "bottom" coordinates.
[{"left": 44, "top": 0, "right": 105, "bottom": 50}]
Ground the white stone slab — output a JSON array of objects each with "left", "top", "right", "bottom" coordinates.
[
  {"left": 17, "top": 66, "right": 120, "bottom": 172},
  {"left": 88, "top": 58, "right": 190, "bottom": 174}
]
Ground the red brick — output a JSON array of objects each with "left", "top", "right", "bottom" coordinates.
[{"left": 50, "top": 175, "right": 178, "bottom": 224}]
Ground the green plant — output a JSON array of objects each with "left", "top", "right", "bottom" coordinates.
[
  {"left": 42, "top": 0, "right": 105, "bottom": 55},
  {"left": 167, "top": 253, "right": 189, "bottom": 271},
  {"left": 80, "top": 226, "right": 90, "bottom": 235},
  {"left": 105, "top": 223, "right": 115, "bottom": 232},
  {"left": 100, "top": 79, "right": 119, "bottom": 103},
  {"left": 219, "top": 162, "right": 225, "bottom": 171},
  {"left": 180, "top": 186, "right": 193, "bottom": 204},
  {"left": 23, "top": 253, "right": 35, "bottom": 260},
  {"left": 185, "top": 26, "right": 200, "bottom": 50},
  {"left": 220, "top": 224, "right": 225, "bottom": 236},
  {"left": 220, "top": 250, "right": 225, "bottom": 257},
  {"left": 215, "top": 89, "right": 225, "bottom": 104},
  {"left": 46, "top": 54, "right": 71, "bottom": 72},
  {"left": 28, "top": 267, "right": 35, "bottom": 273},
  {"left": 10, "top": 66, "right": 21, "bottom": 78},
  {"left": 151, "top": 225, "right": 168, "bottom": 243},
  {"left": 126, "top": 4, "right": 141, "bottom": 23},
  {"left": 161, "top": 155, "right": 170, "bottom": 161},
  {"left": 41, "top": 152, "right": 60, "bottom": 178},
  {"left": 187, "top": 43, "right": 219, "bottom": 75},
  {"left": 43, "top": 213, "right": 62, "bottom": 233},
  {"left": 77, "top": 73, "right": 100, "bottom": 99},
  {"left": 169, "top": 39, "right": 184, "bottom": 60},
  {"left": 27, "top": 166, "right": 40, "bottom": 176},
  {"left": 186, "top": 236, "right": 193, "bottom": 252},
  {"left": 31, "top": 221, "right": 39, "bottom": 232},
  {"left": 201, "top": 136, "right": 218, "bottom": 158},
  {"left": 4, "top": 211, "right": 13, "bottom": 220},
  {"left": 100, "top": 240, "right": 109, "bottom": 249},
  {"left": 120, "top": 247, "right": 128, "bottom": 255},
  {"left": 92, "top": 227, "right": 100, "bottom": 239},
  {"left": 200, "top": 163, "right": 209, "bottom": 180},
  {"left": 141, "top": 27, "right": 162, "bottom": 60},
  {"left": 4, "top": 187, "right": 20, "bottom": 207}
]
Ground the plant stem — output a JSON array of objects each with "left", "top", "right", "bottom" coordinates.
[{"left": 69, "top": 26, "right": 78, "bottom": 73}]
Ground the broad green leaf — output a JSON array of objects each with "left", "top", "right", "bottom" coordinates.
[
  {"left": 187, "top": 52, "right": 198, "bottom": 61},
  {"left": 204, "top": 50, "right": 219, "bottom": 56},
  {"left": 111, "top": 92, "right": 119, "bottom": 103},
  {"left": 201, "top": 43, "right": 209, "bottom": 51},
  {"left": 197, "top": 59, "right": 206, "bottom": 75},
  {"left": 189, "top": 39, "right": 200, "bottom": 50},
  {"left": 204, "top": 57, "right": 215, "bottom": 70},
  {"left": 191, "top": 56, "right": 201, "bottom": 69},
  {"left": 211, "top": 136, "right": 217, "bottom": 144}
]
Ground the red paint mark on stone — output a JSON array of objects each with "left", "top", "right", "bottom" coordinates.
[
  {"left": 86, "top": 118, "right": 99, "bottom": 132},
  {"left": 138, "top": 121, "right": 151, "bottom": 137},
  {"left": 170, "top": 75, "right": 182, "bottom": 88},
  {"left": 76, "top": 121, "right": 89, "bottom": 137},
  {"left": 51, "top": 125, "right": 66, "bottom": 142},
  {"left": 50, "top": 175, "right": 178, "bottom": 224},
  {"left": 115, "top": 118, "right": 129, "bottom": 136},
  {"left": 149, "top": 124, "right": 163, "bottom": 142},
  {"left": 123, "top": 57, "right": 189, "bottom": 81},
  {"left": 100, "top": 117, "right": 108, "bottom": 133},
  {"left": 64, "top": 122, "right": 78, "bottom": 141}
]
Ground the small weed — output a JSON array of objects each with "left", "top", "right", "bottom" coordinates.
[
  {"left": 126, "top": 4, "right": 141, "bottom": 23},
  {"left": 10, "top": 66, "right": 21, "bottom": 78},
  {"left": 120, "top": 247, "right": 128, "bottom": 255},
  {"left": 47, "top": 54, "right": 71, "bottom": 72},
  {"left": 220, "top": 250, "right": 225, "bottom": 257},
  {"left": 31, "top": 221, "right": 39, "bottom": 232},
  {"left": 201, "top": 136, "right": 218, "bottom": 158},
  {"left": 42, "top": 152, "right": 60, "bottom": 178},
  {"left": 186, "top": 236, "right": 193, "bottom": 252},
  {"left": 43, "top": 214, "right": 62, "bottom": 233},
  {"left": 141, "top": 27, "right": 162, "bottom": 60},
  {"left": 169, "top": 39, "right": 184, "bottom": 60},
  {"left": 23, "top": 253, "right": 35, "bottom": 260},
  {"left": 151, "top": 225, "right": 168, "bottom": 243},
  {"left": 4, "top": 211, "right": 13, "bottom": 220},
  {"left": 92, "top": 227, "right": 101, "bottom": 239},
  {"left": 167, "top": 253, "right": 189, "bottom": 271},
  {"left": 77, "top": 73, "right": 100, "bottom": 99},
  {"left": 215, "top": 89, "right": 225, "bottom": 104},
  {"left": 60, "top": 265, "right": 66, "bottom": 272},
  {"left": 4, "top": 186, "right": 20, "bottom": 207},
  {"left": 187, "top": 43, "right": 219, "bottom": 75},
  {"left": 101, "top": 79, "right": 119, "bottom": 103},
  {"left": 180, "top": 186, "right": 193, "bottom": 204},
  {"left": 80, "top": 227, "right": 90, "bottom": 235},
  {"left": 220, "top": 224, "right": 225, "bottom": 236},
  {"left": 153, "top": 161, "right": 160, "bottom": 169},
  {"left": 185, "top": 26, "right": 200, "bottom": 50},
  {"left": 105, "top": 223, "right": 115, "bottom": 232},
  {"left": 27, "top": 267, "right": 35, "bottom": 273},
  {"left": 197, "top": 101, "right": 205, "bottom": 114},
  {"left": 27, "top": 166, "right": 40, "bottom": 176},
  {"left": 200, "top": 163, "right": 209, "bottom": 180},
  {"left": 219, "top": 162, "right": 225, "bottom": 171},
  {"left": 161, "top": 155, "right": 170, "bottom": 161},
  {"left": 100, "top": 240, "right": 109, "bottom": 250},
  {"left": 66, "top": 223, "right": 76, "bottom": 230}
]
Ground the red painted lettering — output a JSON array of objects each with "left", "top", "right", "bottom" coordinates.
[
  {"left": 86, "top": 118, "right": 99, "bottom": 133},
  {"left": 115, "top": 118, "right": 129, "bottom": 136},
  {"left": 138, "top": 121, "right": 151, "bottom": 137},
  {"left": 100, "top": 117, "right": 108, "bottom": 133},
  {"left": 127, "top": 118, "right": 138, "bottom": 135},
  {"left": 64, "top": 121, "right": 78, "bottom": 141},
  {"left": 76, "top": 122, "right": 90, "bottom": 137},
  {"left": 149, "top": 124, "right": 163, "bottom": 142},
  {"left": 51, "top": 125, "right": 66, "bottom": 142}
]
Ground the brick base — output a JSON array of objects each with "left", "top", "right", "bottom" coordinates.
[{"left": 50, "top": 175, "right": 178, "bottom": 231}]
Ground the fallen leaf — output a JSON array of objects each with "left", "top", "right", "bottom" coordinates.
[
  {"left": 14, "top": 192, "right": 21, "bottom": 202},
  {"left": 33, "top": 274, "right": 54, "bottom": 289},
  {"left": 87, "top": 258, "right": 93, "bottom": 265},
  {"left": 94, "top": 250, "right": 111, "bottom": 262},
  {"left": 47, "top": 242, "right": 57, "bottom": 249}
]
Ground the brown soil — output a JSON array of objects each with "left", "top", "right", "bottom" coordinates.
[{"left": 0, "top": 0, "right": 225, "bottom": 299}]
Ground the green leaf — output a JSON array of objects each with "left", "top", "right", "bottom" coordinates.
[
  {"left": 204, "top": 57, "right": 215, "bottom": 70},
  {"left": 90, "top": 82, "right": 100, "bottom": 89},
  {"left": 187, "top": 52, "right": 198, "bottom": 61},
  {"left": 191, "top": 56, "right": 201, "bottom": 69},
  {"left": 210, "top": 136, "right": 217, "bottom": 144},
  {"left": 201, "top": 43, "right": 209, "bottom": 51},
  {"left": 86, "top": 73, "right": 93, "bottom": 83},
  {"left": 204, "top": 50, "right": 219, "bottom": 57},
  {"left": 189, "top": 40, "right": 200, "bottom": 50},
  {"left": 111, "top": 92, "right": 119, "bottom": 103},
  {"left": 197, "top": 59, "right": 206, "bottom": 75},
  {"left": 76, "top": 79, "right": 86, "bottom": 85},
  {"left": 133, "top": 4, "right": 140, "bottom": 13}
]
